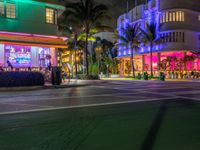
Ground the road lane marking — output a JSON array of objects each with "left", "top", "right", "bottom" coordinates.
[{"left": 0, "top": 97, "right": 176, "bottom": 115}]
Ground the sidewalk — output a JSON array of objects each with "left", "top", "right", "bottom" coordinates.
[
  {"left": 102, "top": 77, "right": 200, "bottom": 82},
  {"left": 45, "top": 79, "right": 106, "bottom": 89}
]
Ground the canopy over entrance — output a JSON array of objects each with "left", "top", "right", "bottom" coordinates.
[{"left": 0, "top": 31, "right": 67, "bottom": 48}]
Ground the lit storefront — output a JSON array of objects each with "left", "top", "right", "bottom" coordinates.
[
  {"left": 0, "top": 31, "right": 67, "bottom": 70},
  {"left": 119, "top": 51, "right": 200, "bottom": 77}
]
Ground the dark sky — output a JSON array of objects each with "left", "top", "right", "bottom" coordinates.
[{"left": 42, "top": 0, "right": 145, "bottom": 27}]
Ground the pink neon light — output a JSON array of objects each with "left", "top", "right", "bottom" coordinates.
[
  {"left": 143, "top": 51, "right": 200, "bottom": 71},
  {"left": 0, "top": 31, "right": 68, "bottom": 40}
]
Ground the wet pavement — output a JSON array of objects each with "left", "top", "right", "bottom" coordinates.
[{"left": 0, "top": 80, "right": 199, "bottom": 114}]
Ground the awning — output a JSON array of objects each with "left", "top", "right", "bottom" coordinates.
[{"left": 0, "top": 32, "right": 67, "bottom": 48}]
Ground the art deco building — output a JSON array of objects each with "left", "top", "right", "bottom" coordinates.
[
  {"left": 117, "top": 0, "right": 200, "bottom": 76},
  {"left": 0, "top": 0, "right": 67, "bottom": 70}
]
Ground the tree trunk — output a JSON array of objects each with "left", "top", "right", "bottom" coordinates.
[
  {"left": 130, "top": 48, "right": 135, "bottom": 78},
  {"left": 85, "top": 31, "right": 89, "bottom": 75},
  {"left": 150, "top": 43, "right": 153, "bottom": 78}
]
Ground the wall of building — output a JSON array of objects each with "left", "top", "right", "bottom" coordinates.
[
  {"left": 117, "top": 0, "right": 200, "bottom": 58},
  {"left": 0, "top": 0, "right": 62, "bottom": 35},
  {"left": 159, "top": 0, "right": 200, "bottom": 12},
  {"left": 94, "top": 32, "right": 115, "bottom": 43},
  {"left": 159, "top": 9, "right": 200, "bottom": 32}
]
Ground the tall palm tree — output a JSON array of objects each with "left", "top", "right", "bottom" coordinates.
[
  {"left": 61, "top": 0, "right": 109, "bottom": 75},
  {"left": 117, "top": 23, "right": 140, "bottom": 78},
  {"left": 140, "top": 22, "right": 162, "bottom": 77}
]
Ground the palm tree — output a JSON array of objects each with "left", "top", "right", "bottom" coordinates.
[
  {"left": 117, "top": 23, "right": 140, "bottom": 78},
  {"left": 140, "top": 22, "right": 162, "bottom": 77},
  {"left": 61, "top": 0, "right": 109, "bottom": 75}
]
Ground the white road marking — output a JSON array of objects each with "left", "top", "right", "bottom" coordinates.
[{"left": 0, "top": 97, "right": 176, "bottom": 115}]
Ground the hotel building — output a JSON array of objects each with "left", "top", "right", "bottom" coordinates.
[
  {"left": 117, "top": 0, "right": 200, "bottom": 76},
  {"left": 0, "top": 0, "right": 66, "bottom": 70}
]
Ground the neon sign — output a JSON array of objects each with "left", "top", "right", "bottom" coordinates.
[{"left": 5, "top": 45, "right": 31, "bottom": 67}]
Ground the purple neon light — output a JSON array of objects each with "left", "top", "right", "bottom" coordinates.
[{"left": 5, "top": 44, "right": 31, "bottom": 67}]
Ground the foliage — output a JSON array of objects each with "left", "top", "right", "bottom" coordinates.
[
  {"left": 140, "top": 22, "right": 162, "bottom": 77},
  {"left": 60, "top": 0, "right": 110, "bottom": 75},
  {"left": 93, "top": 37, "right": 119, "bottom": 75},
  {"left": 143, "top": 72, "right": 149, "bottom": 80},
  {"left": 0, "top": 72, "right": 44, "bottom": 87},
  {"left": 89, "top": 63, "right": 99, "bottom": 75},
  {"left": 117, "top": 23, "right": 140, "bottom": 78},
  {"left": 159, "top": 72, "right": 165, "bottom": 81},
  {"left": 159, "top": 55, "right": 198, "bottom": 71},
  {"left": 78, "top": 74, "right": 99, "bottom": 80},
  {"left": 137, "top": 73, "right": 142, "bottom": 80}
]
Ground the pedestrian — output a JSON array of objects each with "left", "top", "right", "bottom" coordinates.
[
  {"left": 7, "top": 60, "right": 13, "bottom": 71},
  {"left": 28, "top": 67, "right": 32, "bottom": 71},
  {"left": 191, "top": 70, "right": 194, "bottom": 79}
]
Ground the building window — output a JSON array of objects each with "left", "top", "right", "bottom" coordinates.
[
  {"left": 169, "top": 12, "right": 172, "bottom": 22},
  {"left": 160, "top": 11, "right": 185, "bottom": 23},
  {"left": 46, "top": 8, "right": 57, "bottom": 24},
  {"left": 166, "top": 11, "right": 168, "bottom": 22},
  {"left": 0, "top": 2, "right": 4, "bottom": 17},
  {"left": 0, "top": 2, "right": 16, "bottom": 18},
  {"left": 162, "top": 12, "right": 165, "bottom": 23},
  {"left": 176, "top": 11, "right": 179, "bottom": 21},
  {"left": 6, "top": 3, "right": 16, "bottom": 18},
  {"left": 182, "top": 32, "right": 185, "bottom": 42},
  {"left": 161, "top": 32, "right": 185, "bottom": 43},
  {"left": 172, "top": 12, "right": 176, "bottom": 21}
]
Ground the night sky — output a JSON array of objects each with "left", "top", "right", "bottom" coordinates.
[{"left": 41, "top": 0, "right": 145, "bottom": 27}]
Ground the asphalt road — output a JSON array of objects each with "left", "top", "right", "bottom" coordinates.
[{"left": 0, "top": 80, "right": 199, "bottom": 115}]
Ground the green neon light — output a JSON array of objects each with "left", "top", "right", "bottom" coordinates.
[{"left": 6, "top": 0, "right": 65, "bottom": 10}]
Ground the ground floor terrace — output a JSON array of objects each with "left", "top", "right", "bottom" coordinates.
[
  {"left": 0, "top": 31, "right": 67, "bottom": 71},
  {"left": 119, "top": 51, "right": 200, "bottom": 78}
]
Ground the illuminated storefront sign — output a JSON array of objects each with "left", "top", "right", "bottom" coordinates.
[{"left": 5, "top": 45, "right": 31, "bottom": 67}]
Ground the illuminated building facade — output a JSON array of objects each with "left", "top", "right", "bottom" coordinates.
[
  {"left": 0, "top": 0, "right": 66, "bottom": 70},
  {"left": 58, "top": 49, "right": 83, "bottom": 75},
  {"left": 118, "top": 0, "right": 200, "bottom": 77}
]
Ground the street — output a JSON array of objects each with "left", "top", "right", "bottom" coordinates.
[
  {"left": 0, "top": 80, "right": 200, "bottom": 150},
  {"left": 0, "top": 80, "right": 199, "bottom": 114}
]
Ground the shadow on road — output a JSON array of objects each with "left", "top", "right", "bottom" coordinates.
[{"left": 139, "top": 101, "right": 168, "bottom": 150}]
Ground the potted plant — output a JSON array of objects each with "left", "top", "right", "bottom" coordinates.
[
  {"left": 159, "top": 72, "right": 165, "bottom": 81},
  {"left": 143, "top": 72, "right": 149, "bottom": 80},
  {"left": 137, "top": 73, "right": 142, "bottom": 80}
]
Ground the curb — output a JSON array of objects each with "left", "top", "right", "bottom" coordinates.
[{"left": 0, "top": 80, "right": 107, "bottom": 92}]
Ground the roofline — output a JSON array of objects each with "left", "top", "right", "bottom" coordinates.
[{"left": 15, "top": 0, "right": 65, "bottom": 10}]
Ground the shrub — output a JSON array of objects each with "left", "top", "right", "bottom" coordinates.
[
  {"left": 159, "top": 72, "right": 165, "bottom": 81},
  {"left": 78, "top": 74, "right": 99, "bottom": 80},
  {"left": 143, "top": 72, "right": 149, "bottom": 80},
  {"left": 0, "top": 71, "right": 44, "bottom": 87},
  {"left": 137, "top": 73, "right": 142, "bottom": 80}
]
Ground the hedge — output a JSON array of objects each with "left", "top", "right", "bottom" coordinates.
[{"left": 0, "top": 71, "right": 44, "bottom": 87}]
